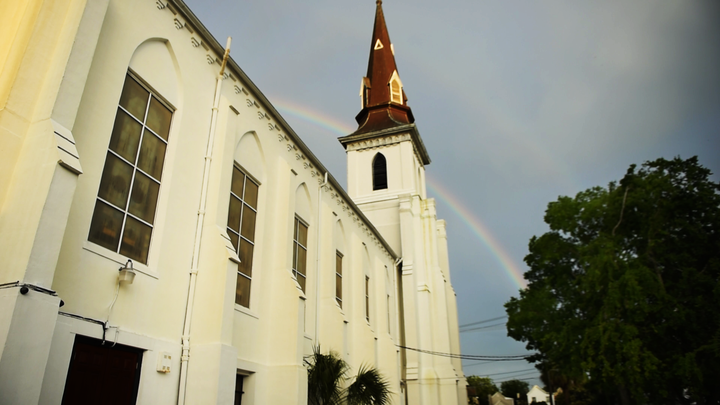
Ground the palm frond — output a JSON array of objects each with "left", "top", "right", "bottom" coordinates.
[
  {"left": 306, "top": 345, "right": 349, "bottom": 405},
  {"left": 346, "top": 364, "right": 391, "bottom": 405}
]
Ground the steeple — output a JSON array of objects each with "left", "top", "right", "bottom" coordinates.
[{"left": 353, "top": 0, "right": 415, "bottom": 135}]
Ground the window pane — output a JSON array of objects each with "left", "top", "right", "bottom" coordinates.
[
  {"left": 137, "top": 133, "right": 167, "bottom": 180},
  {"left": 336, "top": 274, "right": 342, "bottom": 303},
  {"left": 297, "top": 246, "right": 306, "bottom": 277},
  {"left": 231, "top": 167, "right": 244, "bottom": 198},
  {"left": 228, "top": 230, "right": 239, "bottom": 251},
  {"left": 98, "top": 153, "right": 133, "bottom": 209},
  {"left": 238, "top": 239, "right": 253, "bottom": 277},
  {"left": 128, "top": 172, "right": 160, "bottom": 224},
  {"left": 336, "top": 254, "right": 342, "bottom": 276},
  {"left": 244, "top": 180, "right": 258, "bottom": 209},
  {"left": 292, "top": 243, "right": 298, "bottom": 272},
  {"left": 119, "top": 216, "right": 152, "bottom": 263},
  {"left": 227, "top": 196, "right": 242, "bottom": 233},
  {"left": 240, "top": 205, "right": 256, "bottom": 242},
  {"left": 119, "top": 75, "right": 149, "bottom": 120},
  {"left": 88, "top": 201, "right": 125, "bottom": 252},
  {"left": 146, "top": 96, "right": 172, "bottom": 140},
  {"left": 297, "top": 274, "right": 306, "bottom": 292},
  {"left": 235, "top": 273, "right": 251, "bottom": 308},
  {"left": 298, "top": 222, "right": 308, "bottom": 246},
  {"left": 109, "top": 109, "right": 142, "bottom": 163}
]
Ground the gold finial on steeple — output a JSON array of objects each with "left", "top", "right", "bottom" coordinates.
[{"left": 376, "top": 0, "right": 382, "bottom": 5}]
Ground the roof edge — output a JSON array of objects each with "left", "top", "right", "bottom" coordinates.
[{"left": 168, "top": 0, "right": 399, "bottom": 260}]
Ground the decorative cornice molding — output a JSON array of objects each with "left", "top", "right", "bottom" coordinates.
[{"left": 345, "top": 133, "right": 411, "bottom": 152}]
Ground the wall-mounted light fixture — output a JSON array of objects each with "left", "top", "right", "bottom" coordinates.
[{"left": 118, "top": 260, "right": 136, "bottom": 284}]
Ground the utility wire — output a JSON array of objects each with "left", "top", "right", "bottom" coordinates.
[
  {"left": 490, "top": 371, "right": 539, "bottom": 380},
  {"left": 397, "top": 345, "right": 532, "bottom": 361},
  {"left": 460, "top": 321, "right": 507, "bottom": 333},
  {"left": 463, "top": 361, "right": 496, "bottom": 368},
  {"left": 474, "top": 368, "right": 537, "bottom": 377},
  {"left": 493, "top": 375, "right": 541, "bottom": 384},
  {"left": 459, "top": 315, "right": 508, "bottom": 329}
]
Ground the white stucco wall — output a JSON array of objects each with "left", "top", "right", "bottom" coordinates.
[{"left": 1, "top": 0, "right": 465, "bottom": 404}]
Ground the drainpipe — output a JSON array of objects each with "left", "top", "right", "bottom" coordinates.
[
  {"left": 314, "top": 172, "right": 328, "bottom": 345},
  {"left": 177, "top": 37, "right": 231, "bottom": 405},
  {"left": 393, "top": 257, "right": 406, "bottom": 405}
]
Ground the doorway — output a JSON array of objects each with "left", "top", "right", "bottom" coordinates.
[{"left": 61, "top": 336, "right": 143, "bottom": 405}]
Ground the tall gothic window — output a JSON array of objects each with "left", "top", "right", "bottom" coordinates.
[
  {"left": 292, "top": 217, "right": 309, "bottom": 292},
  {"left": 227, "top": 166, "right": 259, "bottom": 307},
  {"left": 365, "top": 275, "right": 371, "bottom": 322},
  {"left": 88, "top": 73, "right": 172, "bottom": 264},
  {"left": 335, "top": 251, "right": 343, "bottom": 308},
  {"left": 372, "top": 153, "right": 387, "bottom": 191}
]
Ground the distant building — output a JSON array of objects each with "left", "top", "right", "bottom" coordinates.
[
  {"left": 0, "top": 0, "right": 465, "bottom": 404},
  {"left": 527, "top": 385, "right": 551, "bottom": 404},
  {"left": 490, "top": 391, "right": 515, "bottom": 405}
]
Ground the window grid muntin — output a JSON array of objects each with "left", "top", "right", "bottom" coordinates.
[
  {"left": 292, "top": 216, "right": 308, "bottom": 292},
  {"left": 89, "top": 73, "right": 172, "bottom": 264},
  {"left": 227, "top": 167, "right": 259, "bottom": 308}
]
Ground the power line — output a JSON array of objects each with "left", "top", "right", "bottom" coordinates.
[
  {"left": 459, "top": 315, "right": 508, "bottom": 329},
  {"left": 473, "top": 368, "right": 537, "bottom": 377},
  {"left": 397, "top": 345, "right": 532, "bottom": 361},
  {"left": 494, "top": 375, "right": 541, "bottom": 384},
  {"left": 463, "top": 361, "right": 497, "bottom": 368},
  {"left": 460, "top": 321, "right": 507, "bottom": 333},
  {"left": 491, "top": 371, "right": 539, "bottom": 380}
]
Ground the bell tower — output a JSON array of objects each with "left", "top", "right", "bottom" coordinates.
[
  {"left": 339, "top": 0, "right": 431, "bottom": 228},
  {"left": 338, "top": 2, "right": 467, "bottom": 405}
]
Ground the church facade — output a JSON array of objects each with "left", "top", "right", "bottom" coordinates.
[{"left": 0, "top": 0, "right": 467, "bottom": 404}]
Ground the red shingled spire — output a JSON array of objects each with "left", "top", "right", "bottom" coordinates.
[{"left": 354, "top": 0, "right": 415, "bottom": 134}]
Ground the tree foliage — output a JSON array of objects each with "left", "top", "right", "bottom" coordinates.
[
  {"left": 306, "top": 346, "right": 391, "bottom": 405},
  {"left": 466, "top": 376, "right": 499, "bottom": 405},
  {"left": 500, "top": 379, "right": 530, "bottom": 403},
  {"left": 505, "top": 157, "right": 720, "bottom": 405}
]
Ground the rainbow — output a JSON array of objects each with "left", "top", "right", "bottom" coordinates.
[
  {"left": 273, "top": 97, "right": 354, "bottom": 138},
  {"left": 425, "top": 177, "right": 527, "bottom": 289},
  {"left": 272, "top": 98, "right": 527, "bottom": 290}
]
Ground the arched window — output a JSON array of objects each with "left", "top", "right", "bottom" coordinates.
[
  {"left": 372, "top": 153, "right": 388, "bottom": 190},
  {"left": 390, "top": 79, "right": 402, "bottom": 104},
  {"left": 388, "top": 70, "right": 403, "bottom": 104}
]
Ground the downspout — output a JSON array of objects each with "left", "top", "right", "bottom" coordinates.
[
  {"left": 393, "top": 257, "right": 407, "bottom": 405},
  {"left": 314, "top": 172, "right": 328, "bottom": 345},
  {"left": 177, "top": 37, "right": 232, "bottom": 405}
]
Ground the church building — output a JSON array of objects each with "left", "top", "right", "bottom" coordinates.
[{"left": 0, "top": 0, "right": 467, "bottom": 404}]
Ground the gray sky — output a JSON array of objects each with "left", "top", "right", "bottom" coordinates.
[{"left": 184, "top": 0, "right": 720, "bottom": 389}]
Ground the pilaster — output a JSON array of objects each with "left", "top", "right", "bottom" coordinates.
[{"left": 0, "top": 1, "right": 109, "bottom": 404}]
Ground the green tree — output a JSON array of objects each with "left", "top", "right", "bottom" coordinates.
[
  {"left": 306, "top": 346, "right": 391, "bottom": 405},
  {"left": 466, "top": 376, "right": 498, "bottom": 404},
  {"left": 505, "top": 157, "right": 720, "bottom": 405},
  {"left": 500, "top": 379, "right": 530, "bottom": 403}
]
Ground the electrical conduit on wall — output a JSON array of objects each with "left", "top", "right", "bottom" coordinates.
[
  {"left": 314, "top": 172, "right": 328, "bottom": 346},
  {"left": 177, "top": 37, "right": 231, "bottom": 405}
]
